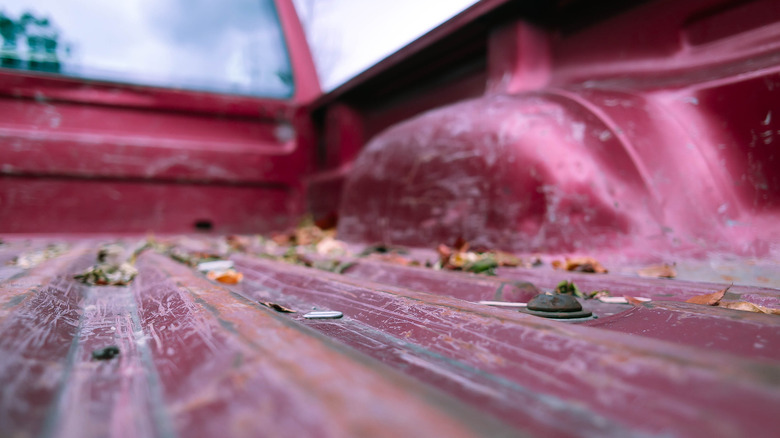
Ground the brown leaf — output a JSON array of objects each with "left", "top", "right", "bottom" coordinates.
[
  {"left": 718, "top": 301, "right": 780, "bottom": 315},
  {"left": 588, "top": 290, "right": 610, "bottom": 300},
  {"left": 282, "top": 249, "right": 313, "bottom": 267},
  {"left": 226, "top": 235, "right": 251, "bottom": 252},
  {"left": 294, "top": 225, "right": 325, "bottom": 246},
  {"left": 315, "top": 236, "right": 347, "bottom": 256},
  {"left": 270, "top": 232, "right": 292, "bottom": 246},
  {"left": 74, "top": 261, "right": 139, "bottom": 286},
  {"left": 314, "top": 212, "right": 338, "bottom": 230},
  {"left": 437, "top": 244, "right": 452, "bottom": 261},
  {"left": 259, "top": 302, "right": 296, "bottom": 313},
  {"left": 169, "top": 249, "right": 222, "bottom": 267},
  {"left": 552, "top": 257, "right": 608, "bottom": 274},
  {"left": 685, "top": 285, "right": 730, "bottom": 305},
  {"left": 435, "top": 243, "right": 517, "bottom": 275},
  {"left": 10, "top": 244, "right": 68, "bottom": 269},
  {"left": 453, "top": 237, "right": 469, "bottom": 252},
  {"left": 369, "top": 253, "right": 418, "bottom": 266},
  {"left": 624, "top": 295, "right": 648, "bottom": 306},
  {"left": 637, "top": 264, "right": 677, "bottom": 278},
  {"left": 490, "top": 250, "right": 522, "bottom": 267},
  {"left": 207, "top": 269, "right": 243, "bottom": 284}
]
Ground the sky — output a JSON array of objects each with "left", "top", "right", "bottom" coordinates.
[{"left": 0, "top": 0, "right": 293, "bottom": 97}]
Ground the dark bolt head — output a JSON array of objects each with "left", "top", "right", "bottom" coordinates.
[
  {"left": 521, "top": 293, "right": 593, "bottom": 320},
  {"left": 527, "top": 293, "right": 583, "bottom": 312}
]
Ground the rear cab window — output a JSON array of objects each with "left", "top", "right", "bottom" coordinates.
[{"left": 0, "top": 0, "right": 294, "bottom": 98}]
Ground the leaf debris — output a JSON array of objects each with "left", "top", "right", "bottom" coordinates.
[
  {"left": 637, "top": 264, "right": 677, "bottom": 279},
  {"left": 75, "top": 262, "right": 138, "bottom": 286},
  {"left": 624, "top": 295, "right": 651, "bottom": 306},
  {"left": 552, "top": 257, "right": 608, "bottom": 274},
  {"left": 434, "top": 239, "right": 522, "bottom": 276},
  {"left": 718, "top": 301, "right": 780, "bottom": 315},
  {"left": 685, "top": 285, "right": 780, "bottom": 315},
  {"left": 169, "top": 248, "right": 222, "bottom": 267},
  {"left": 259, "top": 302, "right": 297, "bottom": 313},
  {"left": 554, "top": 280, "right": 584, "bottom": 298},
  {"left": 685, "top": 285, "right": 730, "bottom": 305},
  {"left": 207, "top": 269, "right": 243, "bottom": 284},
  {"left": 8, "top": 244, "right": 67, "bottom": 269},
  {"left": 74, "top": 244, "right": 145, "bottom": 286},
  {"left": 270, "top": 215, "right": 337, "bottom": 247}
]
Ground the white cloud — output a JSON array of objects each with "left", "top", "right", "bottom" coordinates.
[{"left": 293, "top": 0, "right": 478, "bottom": 90}]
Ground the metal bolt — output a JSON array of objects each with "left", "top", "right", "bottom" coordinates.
[
  {"left": 527, "top": 294, "right": 583, "bottom": 312},
  {"left": 520, "top": 294, "right": 593, "bottom": 320}
]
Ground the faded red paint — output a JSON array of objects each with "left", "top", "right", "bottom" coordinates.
[
  {"left": 1, "top": 237, "right": 779, "bottom": 437},
  {"left": 338, "top": 0, "right": 780, "bottom": 259}
]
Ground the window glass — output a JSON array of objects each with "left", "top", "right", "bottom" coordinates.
[
  {"left": 294, "top": 0, "right": 478, "bottom": 91},
  {"left": 0, "top": 0, "right": 294, "bottom": 98}
]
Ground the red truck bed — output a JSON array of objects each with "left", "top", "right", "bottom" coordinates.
[{"left": 1, "top": 235, "right": 779, "bottom": 437}]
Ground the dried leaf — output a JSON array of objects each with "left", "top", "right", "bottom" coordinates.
[
  {"left": 489, "top": 250, "right": 522, "bottom": 267},
  {"left": 685, "top": 285, "right": 730, "bottom": 305},
  {"left": 294, "top": 225, "right": 325, "bottom": 246},
  {"left": 169, "top": 249, "right": 222, "bottom": 267},
  {"left": 225, "top": 235, "right": 252, "bottom": 252},
  {"left": 450, "top": 251, "right": 479, "bottom": 268},
  {"left": 270, "top": 219, "right": 336, "bottom": 248},
  {"left": 718, "top": 301, "right": 780, "bottom": 315},
  {"left": 259, "top": 302, "right": 296, "bottom": 313},
  {"left": 282, "top": 248, "right": 313, "bottom": 267},
  {"left": 312, "top": 259, "right": 354, "bottom": 274},
  {"left": 367, "top": 253, "right": 418, "bottom": 266},
  {"left": 207, "top": 269, "right": 243, "bottom": 284},
  {"left": 555, "top": 280, "right": 583, "bottom": 298},
  {"left": 97, "top": 245, "right": 124, "bottom": 264},
  {"left": 436, "top": 244, "right": 452, "bottom": 261},
  {"left": 435, "top": 241, "right": 517, "bottom": 275},
  {"left": 333, "top": 261, "right": 356, "bottom": 274},
  {"left": 75, "top": 262, "right": 138, "bottom": 286},
  {"left": 315, "top": 236, "right": 347, "bottom": 256},
  {"left": 314, "top": 212, "right": 339, "bottom": 230},
  {"left": 9, "top": 244, "right": 68, "bottom": 269},
  {"left": 624, "top": 295, "right": 650, "bottom": 306},
  {"left": 588, "top": 290, "right": 610, "bottom": 299},
  {"left": 637, "top": 264, "right": 677, "bottom": 278},
  {"left": 552, "top": 257, "right": 608, "bottom": 274},
  {"left": 270, "top": 232, "right": 293, "bottom": 246},
  {"left": 453, "top": 237, "right": 469, "bottom": 252}
]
